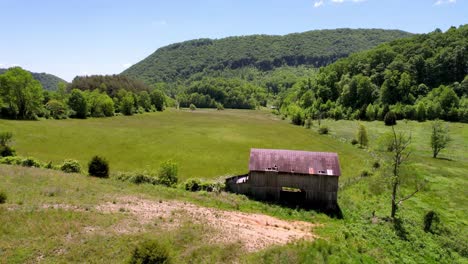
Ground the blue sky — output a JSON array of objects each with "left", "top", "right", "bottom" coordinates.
[{"left": 0, "top": 0, "right": 466, "bottom": 81}]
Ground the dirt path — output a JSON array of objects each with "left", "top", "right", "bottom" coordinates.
[{"left": 97, "top": 196, "right": 318, "bottom": 252}]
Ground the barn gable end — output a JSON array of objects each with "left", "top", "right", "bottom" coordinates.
[{"left": 226, "top": 148, "right": 341, "bottom": 210}]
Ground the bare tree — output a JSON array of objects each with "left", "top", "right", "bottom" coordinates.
[{"left": 388, "top": 126, "right": 426, "bottom": 219}]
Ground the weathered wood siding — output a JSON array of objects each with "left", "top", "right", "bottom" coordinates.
[{"left": 249, "top": 171, "right": 338, "bottom": 208}]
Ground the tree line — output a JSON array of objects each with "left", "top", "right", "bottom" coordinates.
[{"left": 0, "top": 67, "right": 167, "bottom": 120}]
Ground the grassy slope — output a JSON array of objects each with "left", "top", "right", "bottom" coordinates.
[
  {"left": 0, "top": 111, "right": 467, "bottom": 263},
  {"left": 0, "top": 109, "right": 368, "bottom": 181}
]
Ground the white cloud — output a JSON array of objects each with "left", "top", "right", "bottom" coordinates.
[
  {"left": 122, "top": 63, "right": 132, "bottom": 69},
  {"left": 314, "top": 0, "right": 324, "bottom": 8},
  {"left": 434, "top": 0, "right": 456, "bottom": 5}
]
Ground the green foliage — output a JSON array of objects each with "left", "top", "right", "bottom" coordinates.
[
  {"left": 20, "top": 157, "right": 42, "bottom": 168},
  {"left": 277, "top": 25, "right": 468, "bottom": 123},
  {"left": 128, "top": 240, "right": 172, "bottom": 264},
  {"left": 150, "top": 90, "right": 166, "bottom": 111},
  {"left": 318, "top": 126, "right": 329, "bottom": 134},
  {"left": 88, "top": 156, "right": 109, "bottom": 178},
  {"left": 0, "top": 156, "right": 22, "bottom": 165},
  {"left": 69, "top": 75, "right": 150, "bottom": 97},
  {"left": 0, "top": 67, "right": 44, "bottom": 119},
  {"left": 384, "top": 111, "right": 397, "bottom": 126},
  {"left": 0, "top": 131, "right": 13, "bottom": 147},
  {"left": 356, "top": 123, "right": 369, "bottom": 147},
  {"left": 60, "top": 160, "right": 81, "bottom": 173},
  {"left": 424, "top": 210, "right": 441, "bottom": 234},
  {"left": 68, "top": 89, "right": 88, "bottom": 119},
  {"left": 430, "top": 120, "right": 451, "bottom": 158},
  {"left": 120, "top": 94, "right": 135, "bottom": 116},
  {"left": 189, "top": 103, "right": 196, "bottom": 110},
  {"left": 0, "top": 131, "right": 15, "bottom": 157},
  {"left": 45, "top": 99, "right": 68, "bottom": 119},
  {"left": 0, "top": 190, "right": 6, "bottom": 204},
  {"left": 123, "top": 29, "right": 411, "bottom": 84},
  {"left": 158, "top": 160, "right": 178, "bottom": 187},
  {"left": 184, "top": 178, "right": 201, "bottom": 192},
  {"left": 0, "top": 146, "right": 15, "bottom": 157}
]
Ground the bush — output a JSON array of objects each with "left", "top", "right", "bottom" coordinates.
[
  {"left": 384, "top": 111, "right": 397, "bottom": 126},
  {"left": 128, "top": 240, "right": 172, "bottom": 264},
  {"left": 216, "top": 103, "right": 224, "bottom": 110},
  {"left": 88, "top": 156, "right": 109, "bottom": 178},
  {"left": 0, "top": 156, "right": 22, "bottom": 165},
  {"left": 0, "top": 131, "right": 13, "bottom": 146},
  {"left": 318, "top": 126, "right": 329, "bottom": 135},
  {"left": 351, "top": 139, "right": 358, "bottom": 145},
  {"left": 185, "top": 178, "right": 202, "bottom": 192},
  {"left": 0, "top": 145, "right": 15, "bottom": 157},
  {"left": 158, "top": 160, "right": 178, "bottom": 187},
  {"left": 372, "top": 161, "right": 381, "bottom": 169},
  {"left": 424, "top": 210, "right": 441, "bottom": 234},
  {"left": 60, "top": 160, "right": 81, "bottom": 173},
  {"left": 189, "top": 103, "right": 196, "bottom": 111},
  {"left": 0, "top": 191, "right": 6, "bottom": 204},
  {"left": 21, "top": 157, "right": 42, "bottom": 168}
]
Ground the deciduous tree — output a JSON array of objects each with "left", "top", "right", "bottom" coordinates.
[{"left": 430, "top": 120, "right": 451, "bottom": 158}]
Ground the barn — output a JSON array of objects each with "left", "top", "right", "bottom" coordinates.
[{"left": 226, "top": 148, "right": 341, "bottom": 209}]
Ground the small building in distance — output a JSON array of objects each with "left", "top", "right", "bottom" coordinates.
[{"left": 226, "top": 148, "right": 341, "bottom": 209}]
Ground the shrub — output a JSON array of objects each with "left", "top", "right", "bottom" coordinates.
[
  {"left": 318, "top": 126, "right": 329, "bottom": 135},
  {"left": 128, "top": 240, "right": 172, "bottom": 264},
  {"left": 0, "top": 131, "right": 13, "bottom": 146},
  {"left": 216, "top": 103, "right": 224, "bottom": 110},
  {"left": 372, "top": 161, "right": 381, "bottom": 169},
  {"left": 185, "top": 178, "right": 201, "bottom": 192},
  {"left": 0, "top": 156, "right": 22, "bottom": 165},
  {"left": 0, "top": 146, "right": 15, "bottom": 157},
  {"left": 60, "top": 160, "right": 81, "bottom": 173},
  {"left": 21, "top": 157, "right": 42, "bottom": 168},
  {"left": 0, "top": 191, "right": 6, "bottom": 204},
  {"left": 158, "top": 160, "right": 178, "bottom": 187},
  {"left": 88, "top": 156, "right": 109, "bottom": 178},
  {"left": 384, "top": 111, "right": 397, "bottom": 126},
  {"left": 351, "top": 139, "right": 358, "bottom": 145},
  {"left": 189, "top": 103, "right": 196, "bottom": 111},
  {"left": 0, "top": 132, "right": 15, "bottom": 157},
  {"left": 424, "top": 210, "right": 441, "bottom": 234}
]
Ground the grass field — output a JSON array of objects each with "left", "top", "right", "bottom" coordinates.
[
  {"left": 0, "top": 109, "right": 370, "bottom": 180},
  {"left": 0, "top": 110, "right": 467, "bottom": 263}
]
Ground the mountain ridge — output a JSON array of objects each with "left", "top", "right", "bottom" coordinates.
[{"left": 122, "top": 28, "right": 413, "bottom": 84}]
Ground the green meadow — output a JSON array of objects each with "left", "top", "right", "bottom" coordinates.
[
  {"left": 0, "top": 109, "right": 370, "bottom": 180},
  {"left": 0, "top": 109, "right": 467, "bottom": 263}
]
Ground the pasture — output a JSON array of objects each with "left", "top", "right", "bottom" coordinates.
[
  {"left": 0, "top": 109, "right": 467, "bottom": 263},
  {"left": 0, "top": 109, "right": 370, "bottom": 180}
]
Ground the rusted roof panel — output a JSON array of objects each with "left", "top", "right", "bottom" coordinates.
[{"left": 249, "top": 148, "right": 341, "bottom": 176}]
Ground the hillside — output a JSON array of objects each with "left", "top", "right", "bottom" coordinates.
[
  {"left": 122, "top": 29, "right": 412, "bottom": 84},
  {"left": 0, "top": 110, "right": 466, "bottom": 262},
  {"left": 279, "top": 25, "right": 468, "bottom": 123},
  {"left": 0, "top": 68, "right": 66, "bottom": 91}
]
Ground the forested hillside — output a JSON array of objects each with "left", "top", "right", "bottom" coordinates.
[
  {"left": 279, "top": 25, "right": 468, "bottom": 123},
  {"left": 0, "top": 68, "right": 66, "bottom": 91},
  {"left": 122, "top": 29, "right": 412, "bottom": 84}
]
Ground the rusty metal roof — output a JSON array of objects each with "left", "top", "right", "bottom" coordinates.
[{"left": 249, "top": 148, "right": 341, "bottom": 176}]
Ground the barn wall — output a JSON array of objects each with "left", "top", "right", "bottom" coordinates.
[{"left": 248, "top": 171, "right": 339, "bottom": 209}]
